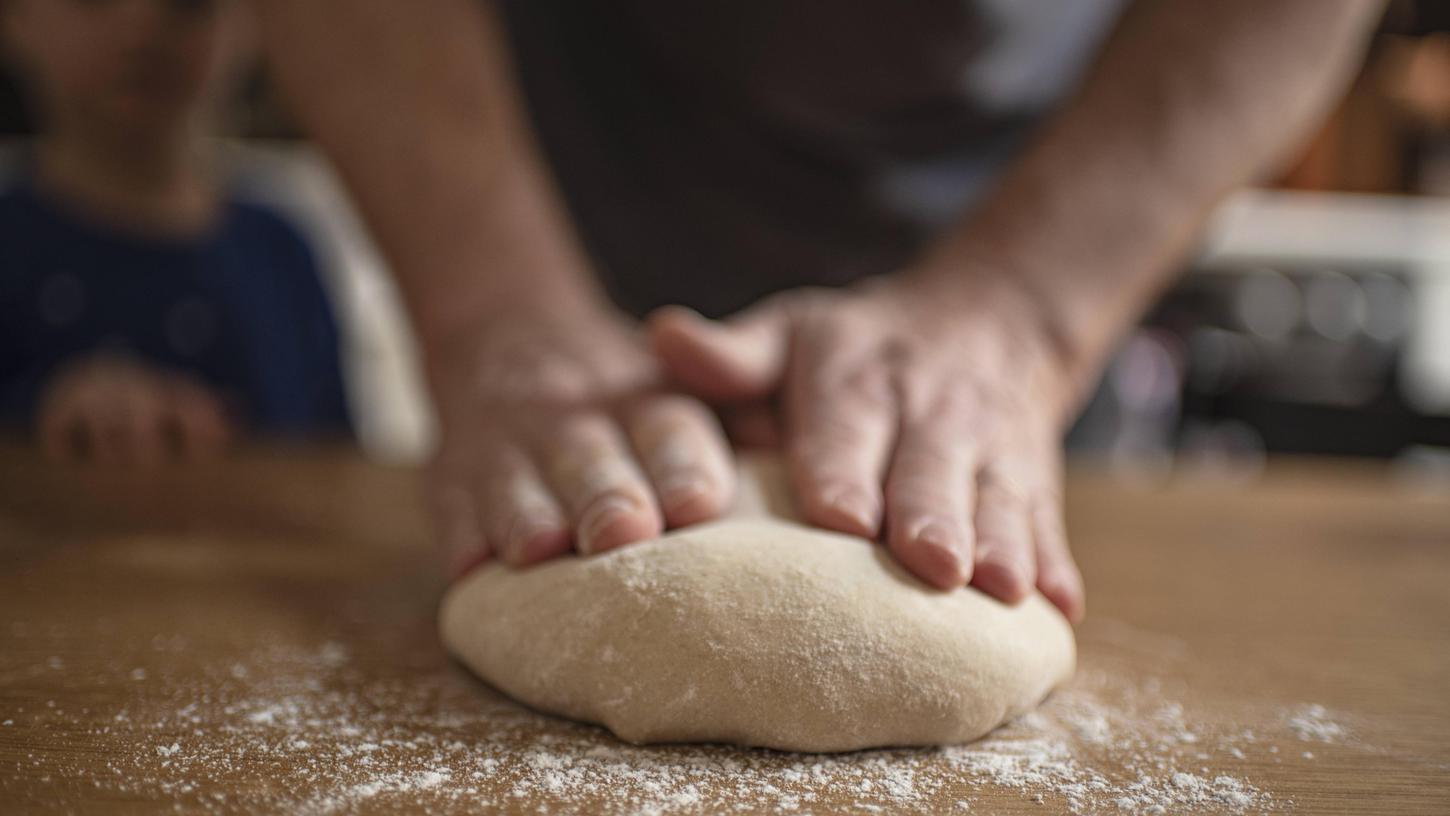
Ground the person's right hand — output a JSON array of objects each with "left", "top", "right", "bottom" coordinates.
[
  {"left": 647, "top": 275, "right": 1087, "bottom": 623},
  {"left": 425, "top": 307, "right": 737, "bottom": 579},
  {"left": 37, "top": 354, "right": 233, "bottom": 465}
]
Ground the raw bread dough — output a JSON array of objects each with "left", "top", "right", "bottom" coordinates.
[{"left": 440, "top": 456, "right": 1075, "bottom": 753}]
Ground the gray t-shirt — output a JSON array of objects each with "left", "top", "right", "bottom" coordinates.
[{"left": 501, "top": 0, "right": 1125, "bottom": 317}]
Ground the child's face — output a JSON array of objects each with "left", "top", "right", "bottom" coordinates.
[{"left": 4, "top": 0, "right": 253, "bottom": 136}]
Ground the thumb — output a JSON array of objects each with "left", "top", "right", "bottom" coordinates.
[{"left": 647, "top": 303, "right": 789, "bottom": 402}]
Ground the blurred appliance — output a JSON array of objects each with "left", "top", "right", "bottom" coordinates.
[{"left": 1071, "top": 190, "right": 1450, "bottom": 463}]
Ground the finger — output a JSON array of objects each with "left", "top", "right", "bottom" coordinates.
[
  {"left": 884, "top": 414, "right": 976, "bottom": 590},
  {"left": 971, "top": 465, "right": 1038, "bottom": 604},
  {"left": 785, "top": 332, "right": 895, "bottom": 538},
  {"left": 39, "top": 399, "right": 89, "bottom": 462},
  {"left": 69, "top": 367, "right": 142, "bottom": 465},
  {"left": 428, "top": 466, "right": 491, "bottom": 579},
  {"left": 165, "top": 380, "right": 232, "bottom": 460},
  {"left": 623, "top": 395, "right": 735, "bottom": 528},
  {"left": 1032, "top": 496, "right": 1085, "bottom": 623},
  {"left": 647, "top": 303, "right": 789, "bottom": 402},
  {"left": 89, "top": 398, "right": 135, "bottom": 465},
  {"left": 472, "top": 443, "right": 570, "bottom": 567},
  {"left": 539, "top": 414, "right": 663, "bottom": 555},
  {"left": 117, "top": 380, "right": 167, "bottom": 466}
]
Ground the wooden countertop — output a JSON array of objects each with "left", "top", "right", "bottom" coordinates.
[{"left": 1, "top": 445, "right": 1446, "bottom": 814}]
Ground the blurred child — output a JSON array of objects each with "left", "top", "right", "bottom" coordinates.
[{"left": 0, "top": 0, "right": 349, "bottom": 464}]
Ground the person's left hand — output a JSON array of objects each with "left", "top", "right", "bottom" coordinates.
[{"left": 648, "top": 274, "right": 1086, "bottom": 622}]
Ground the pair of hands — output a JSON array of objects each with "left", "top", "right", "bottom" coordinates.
[
  {"left": 428, "top": 275, "right": 1086, "bottom": 622},
  {"left": 33, "top": 276, "right": 1087, "bottom": 622}
]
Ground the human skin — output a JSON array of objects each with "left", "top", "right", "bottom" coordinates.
[
  {"left": 251, "top": 0, "right": 1383, "bottom": 619},
  {"left": 4, "top": 0, "right": 255, "bottom": 233},
  {"left": 4, "top": 0, "right": 257, "bottom": 461},
  {"left": 37, "top": 355, "right": 232, "bottom": 465}
]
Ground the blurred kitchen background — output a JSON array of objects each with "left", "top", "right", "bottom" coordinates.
[
  {"left": 1070, "top": 0, "right": 1450, "bottom": 481},
  {"left": 2, "top": 0, "right": 1447, "bottom": 475}
]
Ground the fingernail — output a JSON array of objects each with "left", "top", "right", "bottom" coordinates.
[
  {"left": 977, "top": 551, "right": 1029, "bottom": 601},
  {"left": 659, "top": 473, "right": 709, "bottom": 512},
  {"left": 578, "top": 496, "right": 635, "bottom": 554},
  {"left": 913, "top": 521, "right": 955, "bottom": 552},
  {"left": 507, "top": 516, "right": 559, "bottom": 563},
  {"left": 910, "top": 520, "right": 966, "bottom": 581},
  {"left": 821, "top": 484, "right": 878, "bottom": 532},
  {"left": 998, "top": 568, "right": 1026, "bottom": 599}
]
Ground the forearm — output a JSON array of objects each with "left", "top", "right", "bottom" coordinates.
[
  {"left": 251, "top": 0, "right": 606, "bottom": 349},
  {"left": 920, "top": 0, "right": 1383, "bottom": 419}
]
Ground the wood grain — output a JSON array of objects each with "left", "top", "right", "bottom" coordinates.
[{"left": 0, "top": 443, "right": 1446, "bottom": 814}]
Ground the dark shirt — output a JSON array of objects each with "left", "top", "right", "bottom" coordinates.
[
  {"left": 502, "top": 0, "right": 1126, "bottom": 318},
  {"left": 0, "top": 170, "right": 351, "bottom": 436}
]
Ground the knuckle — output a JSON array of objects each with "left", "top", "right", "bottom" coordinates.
[
  {"left": 797, "top": 408, "right": 884, "bottom": 455},
  {"left": 500, "top": 478, "right": 555, "bottom": 518},
  {"left": 898, "top": 373, "right": 980, "bottom": 424},
  {"left": 630, "top": 398, "right": 718, "bottom": 453},
  {"left": 891, "top": 495, "right": 956, "bottom": 527},
  {"left": 635, "top": 392, "right": 710, "bottom": 424},
  {"left": 565, "top": 455, "right": 638, "bottom": 499},
  {"left": 578, "top": 486, "right": 652, "bottom": 525},
  {"left": 1032, "top": 499, "right": 1067, "bottom": 536},
  {"left": 891, "top": 501, "right": 955, "bottom": 534},
  {"left": 981, "top": 483, "right": 1030, "bottom": 513},
  {"left": 886, "top": 469, "right": 955, "bottom": 507},
  {"left": 935, "top": 381, "right": 988, "bottom": 423},
  {"left": 978, "top": 532, "right": 1030, "bottom": 561},
  {"left": 591, "top": 486, "right": 645, "bottom": 507},
  {"left": 894, "top": 441, "right": 960, "bottom": 475},
  {"left": 544, "top": 419, "right": 621, "bottom": 477},
  {"left": 838, "top": 368, "right": 893, "bottom": 410},
  {"left": 645, "top": 437, "right": 703, "bottom": 479},
  {"left": 878, "top": 336, "right": 916, "bottom": 368},
  {"left": 979, "top": 466, "right": 1033, "bottom": 506}
]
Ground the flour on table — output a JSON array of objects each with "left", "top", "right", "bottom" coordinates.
[
  {"left": 6, "top": 634, "right": 1366, "bottom": 814},
  {"left": 1285, "top": 704, "right": 1347, "bottom": 743}
]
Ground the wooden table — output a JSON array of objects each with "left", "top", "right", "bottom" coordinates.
[{"left": 1, "top": 445, "right": 1447, "bottom": 814}]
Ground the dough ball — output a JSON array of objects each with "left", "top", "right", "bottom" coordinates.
[{"left": 440, "top": 459, "right": 1075, "bottom": 753}]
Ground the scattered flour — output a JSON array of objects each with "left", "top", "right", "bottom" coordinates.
[
  {"left": 1285, "top": 704, "right": 1346, "bottom": 744},
  {"left": 0, "top": 636, "right": 1331, "bottom": 815}
]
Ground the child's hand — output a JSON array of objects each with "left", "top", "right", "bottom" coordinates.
[{"left": 37, "top": 355, "right": 233, "bottom": 465}]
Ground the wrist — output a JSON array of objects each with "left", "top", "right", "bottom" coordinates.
[
  {"left": 412, "top": 276, "right": 607, "bottom": 353},
  {"left": 417, "top": 285, "right": 639, "bottom": 399}
]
